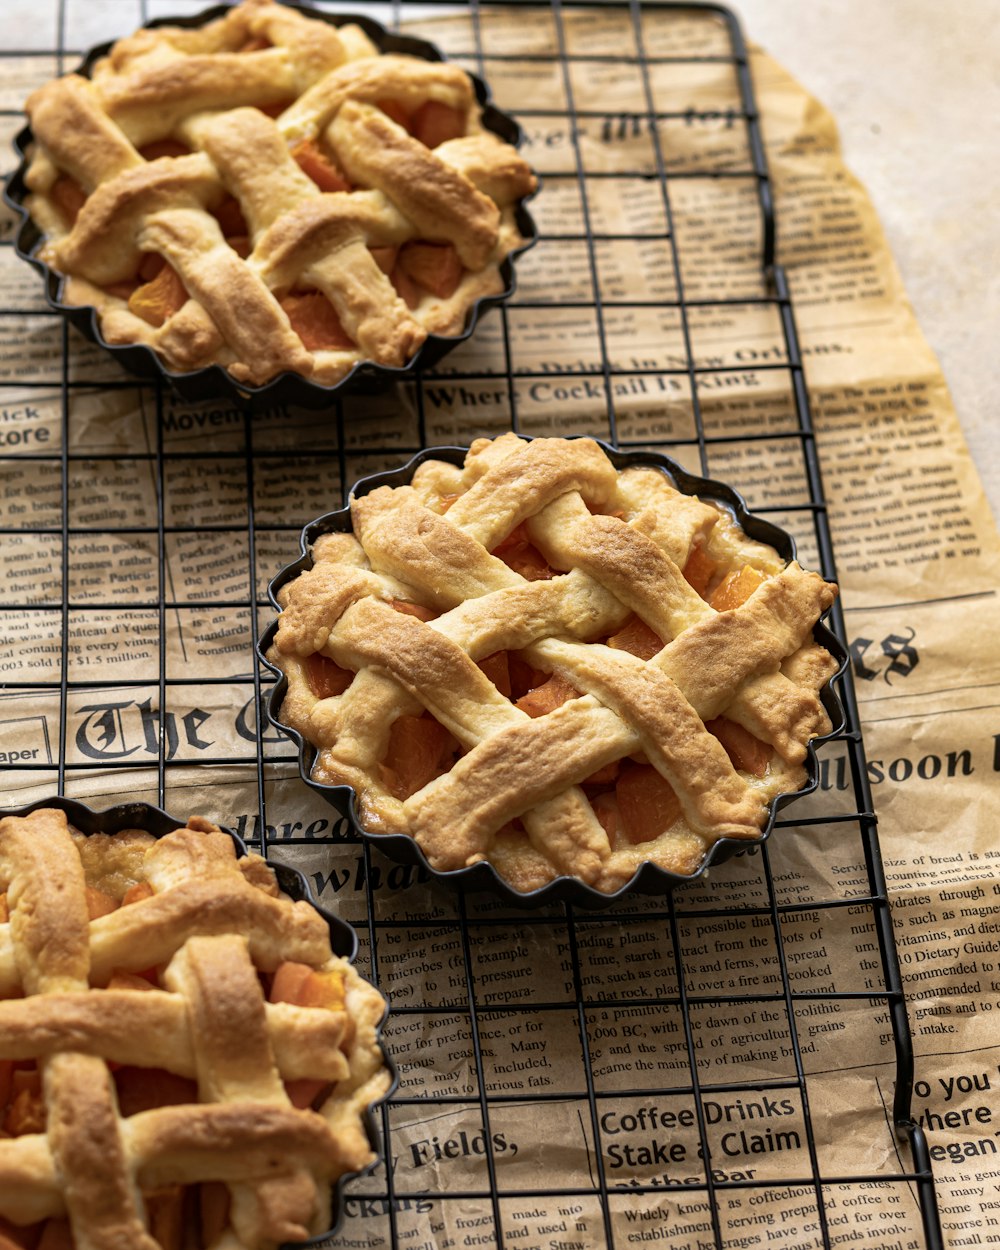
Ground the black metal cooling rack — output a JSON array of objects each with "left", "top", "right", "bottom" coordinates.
[{"left": 0, "top": 2, "right": 944, "bottom": 1248}]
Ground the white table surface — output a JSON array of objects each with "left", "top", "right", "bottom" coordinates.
[{"left": 734, "top": 0, "right": 1000, "bottom": 527}]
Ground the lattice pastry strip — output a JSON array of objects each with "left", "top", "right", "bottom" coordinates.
[
  {"left": 22, "top": 0, "right": 536, "bottom": 386},
  {"left": 0, "top": 808, "right": 389, "bottom": 1249},
  {"left": 271, "top": 434, "right": 839, "bottom": 894}
]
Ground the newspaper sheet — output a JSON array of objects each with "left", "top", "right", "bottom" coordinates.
[{"left": 0, "top": 5, "right": 998, "bottom": 1249}]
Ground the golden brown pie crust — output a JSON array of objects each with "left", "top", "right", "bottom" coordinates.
[
  {"left": 21, "top": 0, "right": 536, "bottom": 387},
  {"left": 269, "top": 435, "right": 840, "bottom": 895},
  {"left": 0, "top": 807, "right": 389, "bottom": 1248}
]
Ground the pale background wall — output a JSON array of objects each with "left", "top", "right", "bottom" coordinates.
[{"left": 733, "top": 0, "right": 1000, "bottom": 523}]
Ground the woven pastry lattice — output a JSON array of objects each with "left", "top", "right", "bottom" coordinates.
[
  {"left": 0, "top": 808, "right": 388, "bottom": 1249},
  {"left": 271, "top": 435, "right": 839, "bottom": 895},
  {"left": 22, "top": 0, "right": 535, "bottom": 386}
]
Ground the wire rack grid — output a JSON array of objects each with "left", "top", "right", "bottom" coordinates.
[{"left": 0, "top": 1, "right": 944, "bottom": 1248}]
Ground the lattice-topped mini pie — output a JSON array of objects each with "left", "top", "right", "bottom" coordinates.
[
  {"left": 0, "top": 806, "right": 389, "bottom": 1249},
  {"left": 17, "top": 0, "right": 536, "bottom": 389},
  {"left": 267, "top": 434, "right": 841, "bottom": 897}
]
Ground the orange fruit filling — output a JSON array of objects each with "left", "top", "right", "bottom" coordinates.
[
  {"left": 270, "top": 961, "right": 346, "bottom": 1012},
  {"left": 279, "top": 292, "right": 354, "bottom": 351},
  {"left": 491, "top": 523, "right": 557, "bottom": 581},
  {"left": 590, "top": 792, "right": 620, "bottom": 843},
  {"left": 369, "top": 245, "right": 398, "bottom": 275},
  {"left": 582, "top": 761, "right": 620, "bottom": 787},
  {"left": 145, "top": 1190, "right": 184, "bottom": 1250},
  {"left": 507, "top": 654, "right": 548, "bottom": 701},
  {"left": 706, "top": 717, "right": 771, "bottom": 777},
  {"left": 682, "top": 545, "right": 716, "bottom": 597},
  {"left": 389, "top": 599, "right": 438, "bottom": 622},
  {"left": 114, "top": 1067, "right": 199, "bottom": 1117},
  {"left": 305, "top": 653, "right": 354, "bottom": 699},
  {"left": 709, "top": 564, "right": 766, "bottom": 611},
  {"left": 257, "top": 99, "right": 294, "bottom": 119},
  {"left": 411, "top": 101, "right": 465, "bottom": 148},
  {"left": 121, "top": 881, "right": 154, "bottom": 906},
  {"left": 390, "top": 262, "right": 423, "bottom": 310},
  {"left": 128, "top": 263, "right": 188, "bottom": 328},
  {"left": 373, "top": 98, "right": 464, "bottom": 148},
  {"left": 378, "top": 713, "right": 458, "bottom": 800},
  {"left": 38, "top": 1219, "right": 74, "bottom": 1250},
  {"left": 515, "top": 673, "right": 578, "bottom": 718},
  {"left": 106, "top": 970, "right": 156, "bottom": 992},
  {"left": 615, "top": 763, "right": 682, "bottom": 846},
  {"left": 606, "top": 615, "right": 663, "bottom": 660},
  {"left": 477, "top": 651, "right": 512, "bottom": 698},
  {"left": 212, "top": 196, "right": 248, "bottom": 238},
  {"left": 396, "top": 241, "right": 463, "bottom": 300},
  {"left": 138, "top": 253, "right": 166, "bottom": 283},
  {"left": 200, "top": 1183, "right": 231, "bottom": 1248},
  {"left": 269, "top": 961, "right": 350, "bottom": 1108},
  {"left": 138, "top": 140, "right": 190, "bottom": 161},
  {"left": 376, "top": 97, "right": 412, "bottom": 130},
  {"left": 84, "top": 887, "right": 118, "bottom": 920},
  {"left": 290, "top": 139, "right": 351, "bottom": 193}
]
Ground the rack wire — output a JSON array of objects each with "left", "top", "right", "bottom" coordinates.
[{"left": 0, "top": 2, "right": 944, "bottom": 1248}]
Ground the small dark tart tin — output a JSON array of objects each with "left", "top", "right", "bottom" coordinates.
[
  {"left": 259, "top": 438, "right": 848, "bottom": 911},
  {"left": 3, "top": 3, "right": 538, "bottom": 411},
  {"left": 0, "top": 793, "right": 396, "bottom": 1244}
]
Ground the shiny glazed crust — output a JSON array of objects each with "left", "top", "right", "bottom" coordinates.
[
  {"left": 22, "top": 0, "right": 536, "bottom": 387},
  {"left": 270, "top": 435, "right": 840, "bottom": 895},
  {"left": 0, "top": 807, "right": 389, "bottom": 1249}
]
